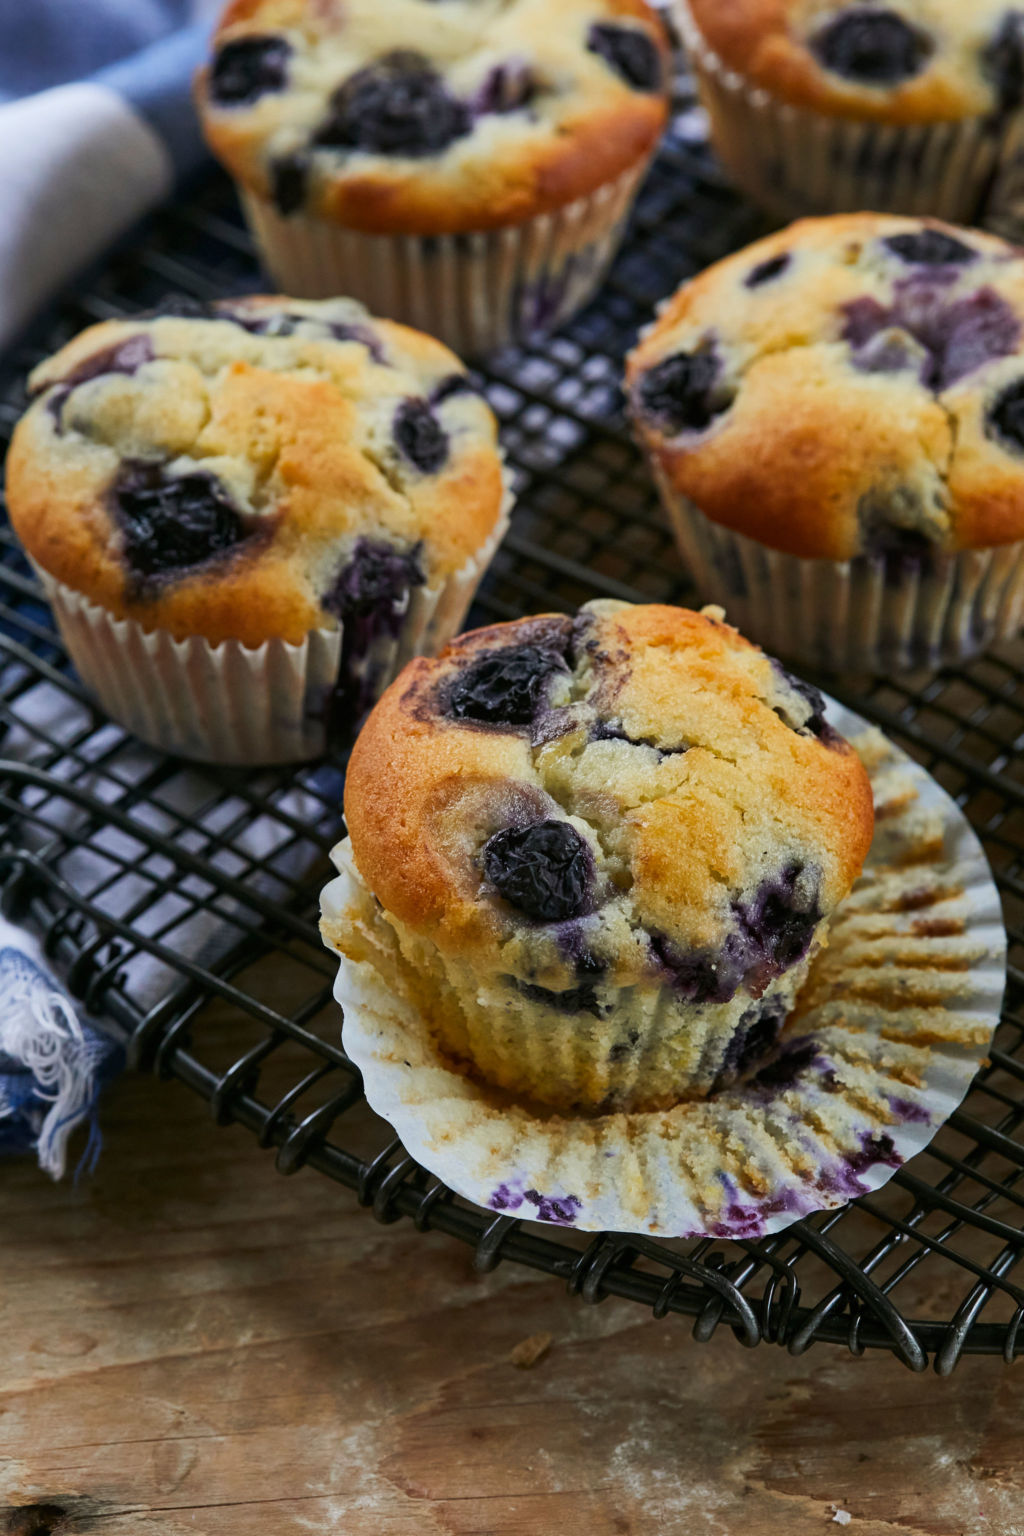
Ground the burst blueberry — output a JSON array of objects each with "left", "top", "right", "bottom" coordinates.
[
  {"left": 882, "top": 230, "right": 976, "bottom": 266},
  {"left": 745, "top": 253, "right": 791, "bottom": 289},
  {"left": 811, "top": 9, "right": 932, "bottom": 85},
  {"left": 314, "top": 52, "right": 470, "bottom": 157},
  {"left": 988, "top": 378, "right": 1024, "bottom": 452},
  {"left": 113, "top": 461, "right": 249, "bottom": 583},
  {"left": 270, "top": 152, "right": 307, "bottom": 216},
  {"left": 587, "top": 23, "right": 663, "bottom": 92},
  {"left": 449, "top": 644, "right": 567, "bottom": 726},
  {"left": 209, "top": 35, "right": 291, "bottom": 106},
  {"left": 483, "top": 820, "right": 592, "bottom": 922},
  {"left": 636, "top": 349, "right": 728, "bottom": 434},
  {"left": 394, "top": 398, "right": 448, "bottom": 473}
]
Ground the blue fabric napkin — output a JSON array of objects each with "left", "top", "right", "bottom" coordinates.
[{"left": 0, "top": 0, "right": 224, "bottom": 1175}]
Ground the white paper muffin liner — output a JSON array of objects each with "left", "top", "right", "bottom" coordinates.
[
  {"left": 677, "top": 1, "right": 1022, "bottom": 228},
  {"left": 33, "top": 506, "right": 509, "bottom": 764},
  {"left": 657, "top": 476, "right": 1024, "bottom": 674},
  {"left": 238, "top": 158, "right": 649, "bottom": 358},
  {"left": 321, "top": 702, "right": 1006, "bottom": 1239}
]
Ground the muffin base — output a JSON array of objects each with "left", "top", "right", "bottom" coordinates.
[
  {"left": 322, "top": 706, "right": 1005, "bottom": 1239},
  {"left": 34, "top": 508, "right": 509, "bottom": 764},
  {"left": 239, "top": 159, "right": 649, "bottom": 358},
  {"left": 657, "top": 475, "right": 1024, "bottom": 674},
  {"left": 678, "top": 1, "right": 1020, "bottom": 227}
]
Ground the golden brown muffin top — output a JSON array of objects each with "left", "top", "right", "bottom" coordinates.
[{"left": 196, "top": 0, "right": 670, "bottom": 234}]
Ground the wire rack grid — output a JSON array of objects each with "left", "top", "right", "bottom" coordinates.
[{"left": 2, "top": 74, "right": 1024, "bottom": 1377}]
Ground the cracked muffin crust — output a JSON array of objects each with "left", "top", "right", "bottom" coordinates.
[
  {"left": 6, "top": 295, "right": 509, "bottom": 760},
  {"left": 196, "top": 0, "right": 670, "bottom": 234},
  {"left": 627, "top": 213, "right": 1024, "bottom": 562},
  {"left": 686, "top": 0, "right": 1024, "bottom": 124},
  {"left": 326, "top": 599, "right": 874, "bottom": 1115}
]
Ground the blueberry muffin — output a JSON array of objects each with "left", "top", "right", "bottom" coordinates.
[
  {"left": 196, "top": 0, "right": 670, "bottom": 354},
  {"left": 322, "top": 599, "right": 874, "bottom": 1116},
  {"left": 627, "top": 212, "right": 1024, "bottom": 671},
  {"left": 5, "top": 295, "right": 509, "bottom": 763},
  {"left": 680, "top": 0, "right": 1024, "bottom": 226}
]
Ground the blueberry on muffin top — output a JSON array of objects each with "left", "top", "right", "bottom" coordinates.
[
  {"left": 627, "top": 213, "right": 1024, "bottom": 560},
  {"left": 687, "top": 1, "right": 1024, "bottom": 123},
  {"left": 5, "top": 295, "right": 505, "bottom": 648},
  {"left": 196, "top": 0, "right": 670, "bottom": 234},
  {"left": 342, "top": 600, "right": 873, "bottom": 1000}
]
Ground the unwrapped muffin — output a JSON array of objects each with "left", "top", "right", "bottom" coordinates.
[
  {"left": 195, "top": 0, "right": 670, "bottom": 355},
  {"left": 5, "top": 295, "right": 510, "bottom": 763},
  {"left": 679, "top": 0, "right": 1024, "bottom": 229},
  {"left": 627, "top": 212, "right": 1024, "bottom": 672},
  {"left": 323, "top": 599, "right": 874, "bottom": 1116}
]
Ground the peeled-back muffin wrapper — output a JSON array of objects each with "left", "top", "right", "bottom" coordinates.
[
  {"left": 655, "top": 473, "right": 1024, "bottom": 675},
  {"left": 321, "top": 701, "right": 1006, "bottom": 1239},
  {"left": 238, "top": 157, "right": 649, "bottom": 359},
  {"left": 677, "top": 0, "right": 1024, "bottom": 234},
  {"left": 32, "top": 501, "right": 510, "bottom": 765}
]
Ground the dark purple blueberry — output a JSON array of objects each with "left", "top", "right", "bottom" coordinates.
[
  {"left": 523, "top": 1189, "right": 581, "bottom": 1225},
  {"left": 987, "top": 378, "right": 1024, "bottom": 453},
  {"left": 863, "top": 520, "right": 935, "bottom": 579},
  {"left": 449, "top": 644, "right": 568, "bottom": 727},
  {"left": 770, "top": 661, "right": 837, "bottom": 745},
  {"left": 810, "top": 9, "right": 932, "bottom": 85},
  {"left": 473, "top": 58, "right": 535, "bottom": 115},
  {"left": 220, "top": 305, "right": 387, "bottom": 362},
  {"left": 270, "top": 152, "right": 307, "bottom": 216},
  {"left": 736, "top": 863, "right": 820, "bottom": 992},
  {"left": 635, "top": 349, "right": 729, "bottom": 435},
  {"left": 209, "top": 35, "right": 291, "bottom": 106},
  {"left": 431, "top": 373, "right": 479, "bottom": 405},
  {"left": 393, "top": 398, "right": 448, "bottom": 473},
  {"left": 745, "top": 253, "right": 791, "bottom": 288},
  {"left": 511, "top": 977, "right": 607, "bottom": 1018},
  {"left": 984, "top": 12, "right": 1024, "bottom": 114},
  {"left": 842, "top": 286, "right": 1020, "bottom": 391},
  {"left": 717, "top": 997, "right": 789, "bottom": 1086},
  {"left": 323, "top": 538, "right": 425, "bottom": 736},
  {"left": 752, "top": 1038, "right": 820, "bottom": 1090},
  {"left": 314, "top": 51, "right": 470, "bottom": 157},
  {"left": 650, "top": 932, "right": 744, "bottom": 1005},
  {"left": 112, "top": 461, "right": 249, "bottom": 584},
  {"left": 586, "top": 23, "right": 663, "bottom": 91},
  {"left": 483, "top": 820, "right": 592, "bottom": 923},
  {"left": 882, "top": 229, "right": 976, "bottom": 266}
]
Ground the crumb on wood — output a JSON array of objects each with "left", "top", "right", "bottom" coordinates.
[
  {"left": 508, "top": 1332, "right": 553, "bottom": 1369},
  {"left": 831, "top": 1509, "right": 852, "bottom": 1526}
]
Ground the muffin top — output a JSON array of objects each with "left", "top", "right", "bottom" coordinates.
[
  {"left": 343, "top": 599, "right": 874, "bottom": 997},
  {"left": 196, "top": 0, "right": 670, "bottom": 234},
  {"left": 686, "top": 0, "right": 1024, "bottom": 124},
  {"left": 627, "top": 213, "right": 1024, "bottom": 560},
  {"left": 6, "top": 296, "right": 506, "bottom": 648}
]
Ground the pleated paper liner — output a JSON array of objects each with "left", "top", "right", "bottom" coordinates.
[
  {"left": 239, "top": 158, "right": 648, "bottom": 359},
  {"left": 676, "top": 0, "right": 1023, "bottom": 229},
  {"left": 33, "top": 496, "right": 510, "bottom": 766},
  {"left": 321, "top": 701, "right": 1006, "bottom": 1240}
]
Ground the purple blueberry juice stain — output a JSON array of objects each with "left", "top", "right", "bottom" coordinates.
[
  {"left": 209, "top": 35, "right": 292, "bottom": 106},
  {"left": 111, "top": 460, "right": 256, "bottom": 594},
  {"left": 842, "top": 283, "right": 1020, "bottom": 391},
  {"left": 523, "top": 1189, "right": 582, "bottom": 1225},
  {"left": 888, "top": 1095, "right": 931, "bottom": 1124},
  {"left": 323, "top": 537, "right": 425, "bottom": 739},
  {"left": 313, "top": 51, "right": 470, "bottom": 157},
  {"left": 483, "top": 820, "right": 593, "bottom": 923},
  {"left": 489, "top": 1181, "right": 524, "bottom": 1213},
  {"left": 586, "top": 23, "right": 663, "bottom": 91},
  {"left": 810, "top": 8, "right": 932, "bottom": 85},
  {"left": 43, "top": 334, "right": 155, "bottom": 427}
]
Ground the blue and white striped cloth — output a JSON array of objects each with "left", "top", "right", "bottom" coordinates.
[{"left": 1, "top": 1, "right": 224, "bottom": 1175}]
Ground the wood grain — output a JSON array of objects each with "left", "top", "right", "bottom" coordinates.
[{"left": 2, "top": 1014, "right": 1023, "bottom": 1536}]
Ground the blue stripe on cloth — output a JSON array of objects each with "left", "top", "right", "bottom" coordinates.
[
  {"left": 97, "top": 20, "right": 212, "bottom": 178},
  {"left": 0, "top": 0, "right": 198, "bottom": 104}
]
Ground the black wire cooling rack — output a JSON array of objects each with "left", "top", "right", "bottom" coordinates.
[{"left": 3, "top": 67, "right": 1024, "bottom": 1377}]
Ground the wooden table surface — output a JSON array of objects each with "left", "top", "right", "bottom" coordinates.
[{"left": 4, "top": 1018, "right": 1024, "bottom": 1536}]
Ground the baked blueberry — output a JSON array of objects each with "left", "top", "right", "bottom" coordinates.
[
  {"left": 483, "top": 820, "right": 592, "bottom": 922},
  {"left": 325, "top": 537, "right": 425, "bottom": 624},
  {"left": 587, "top": 23, "right": 663, "bottom": 92},
  {"left": 314, "top": 51, "right": 470, "bottom": 158},
  {"left": 984, "top": 12, "right": 1024, "bottom": 114},
  {"left": 717, "top": 996, "right": 788, "bottom": 1084},
  {"left": 811, "top": 9, "right": 932, "bottom": 86},
  {"left": 112, "top": 461, "right": 249, "bottom": 584},
  {"left": 882, "top": 230, "right": 976, "bottom": 266},
  {"left": 843, "top": 286, "right": 1019, "bottom": 391},
  {"left": 449, "top": 644, "right": 568, "bottom": 726},
  {"left": 737, "top": 864, "right": 820, "bottom": 989},
  {"left": 746, "top": 253, "right": 791, "bottom": 288},
  {"left": 394, "top": 398, "right": 448, "bottom": 473},
  {"left": 431, "top": 373, "right": 479, "bottom": 405},
  {"left": 987, "top": 377, "right": 1024, "bottom": 452},
  {"left": 210, "top": 35, "right": 291, "bottom": 107},
  {"left": 473, "top": 59, "right": 536, "bottom": 115},
  {"left": 511, "top": 977, "right": 606, "bottom": 1017},
  {"left": 635, "top": 349, "right": 728, "bottom": 434},
  {"left": 770, "top": 663, "right": 834, "bottom": 744},
  {"left": 270, "top": 152, "right": 307, "bottom": 216}
]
